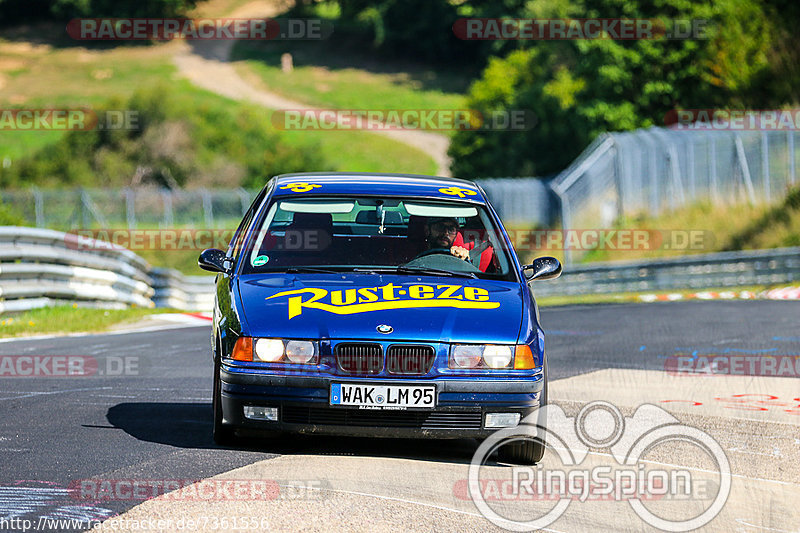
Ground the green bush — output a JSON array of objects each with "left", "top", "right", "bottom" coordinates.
[
  {"left": 300, "top": 0, "right": 514, "bottom": 65},
  {"left": 0, "top": 195, "right": 25, "bottom": 226}
]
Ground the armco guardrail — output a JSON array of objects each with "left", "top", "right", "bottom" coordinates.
[
  {"left": 0, "top": 226, "right": 217, "bottom": 313},
  {"left": 533, "top": 247, "right": 800, "bottom": 297},
  {"left": 3, "top": 226, "right": 798, "bottom": 311},
  {"left": 150, "top": 268, "right": 216, "bottom": 310},
  {"left": 0, "top": 226, "right": 155, "bottom": 312}
]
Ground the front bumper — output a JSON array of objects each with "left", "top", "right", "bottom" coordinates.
[{"left": 220, "top": 367, "right": 544, "bottom": 439}]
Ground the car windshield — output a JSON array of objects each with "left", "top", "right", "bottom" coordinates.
[{"left": 240, "top": 196, "right": 515, "bottom": 280}]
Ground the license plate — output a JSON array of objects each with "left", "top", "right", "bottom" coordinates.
[{"left": 330, "top": 383, "right": 436, "bottom": 409}]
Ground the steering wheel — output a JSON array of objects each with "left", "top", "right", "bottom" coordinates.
[{"left": 413, "top": 247, "right": 454, "bottom": 259}]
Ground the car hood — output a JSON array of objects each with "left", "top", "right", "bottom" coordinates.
[{"left": 237, "top": 273, "right": 523, "bottom": 343}]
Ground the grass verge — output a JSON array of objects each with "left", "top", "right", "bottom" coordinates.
[{"left": 0, "top": 305, "right": 176, "bottom": 338}]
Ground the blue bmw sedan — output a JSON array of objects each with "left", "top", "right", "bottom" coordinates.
[{"left": 199, "top": 172, "right": 561, "bottom": 463}]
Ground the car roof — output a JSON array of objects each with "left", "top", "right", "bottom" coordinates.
[{"left": 270, "top": 172, "right": 487, "bottom": 204}]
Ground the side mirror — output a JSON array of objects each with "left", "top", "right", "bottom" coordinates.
[
  {"left": 198, "top": 248, "right": 231, "bottom": 274},
  {"left": 523, "top": 256, "right": 562, "bottom": 281}
]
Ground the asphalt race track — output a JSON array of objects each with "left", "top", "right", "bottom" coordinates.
[{"left": 1, "top": 301, "right": 798, "bottom": 532}]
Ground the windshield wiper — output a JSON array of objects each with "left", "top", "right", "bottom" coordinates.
[
  {"left": 351, "top": 267, "right": 401, "bottom": 274},
  {"left": 395, "top": 266, "right": 478, "bottom": 279},
  {"left": 284, "top": 267, "right": 344, "bottom": 274}
]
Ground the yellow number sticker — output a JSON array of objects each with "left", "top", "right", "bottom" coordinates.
[
  {"left": 280, "top": 182, "right": 322, "bottom": 193},
  {"left": 439, "top": 186, "right": 477, "bottom": 198}
]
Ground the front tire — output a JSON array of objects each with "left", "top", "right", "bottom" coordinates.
[
  {"left": 212, "top": 359, "right": 236, "bottom": 446},
  {"left": 497, "top": 360, "right": 548, "bottom": 465},
  {"left": 497, "top": 433, "right": 545, "bottom": 465}
]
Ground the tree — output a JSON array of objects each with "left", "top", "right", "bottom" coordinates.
[{"left": 450, "top": 0, "right": 798, "bottom": 177}]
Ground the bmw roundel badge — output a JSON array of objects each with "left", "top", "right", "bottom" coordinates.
[{"left": 376, "top": 324, "right": 393, "bottom": 334}]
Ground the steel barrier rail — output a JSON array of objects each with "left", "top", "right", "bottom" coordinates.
[
  {"left": 0, "top": 264, "right": 152, "bottom": 295},
  {"left": 150, "top": 268, "right": 216, "bottom": 311},
  {"left": 532, "top": 246, "right": 800, "bottom": 297},
  {"left": 0, "top": 226, "right": 155, "bottom": 312},
  {"left": 0, "top": 227, "right": 151, "bottom": 274},
  {"left": 2, "top": 227, "right": 798, "bottom": 313}
]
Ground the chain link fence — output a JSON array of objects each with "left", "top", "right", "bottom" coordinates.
[
  {"left": 2, "top": 126, "right": 798, "bottom": 265},
  {"left": 0, "top": 179, "right": 556, "bottom": 232},
  {"left": 551, "top": 127, "right": 799, "bottom": 262},
  {"left": 2, "top": 188, "right": 255, "bottom": 230}
]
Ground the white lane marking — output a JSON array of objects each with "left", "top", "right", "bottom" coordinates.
[
  {"left": 275, "top": 483, "right": 568, "bottom": 533},
  {"left": 0, "top": 386, "right": 112, "bottom": 401},
  {"left": 89, "top": 395, "right": 209, "bottom": 401},
  {"left": 0, "top": 486, "right": 69, "bottom": 520},
  {"left": 734, "top": 518, "right": 800, "bottom": 532}
]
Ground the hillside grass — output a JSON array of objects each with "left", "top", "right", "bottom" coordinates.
[
  {"left": 576, "top": 186, "right": 800, "bottom": 264},
  {"left": 231, "top": 37, "right": 470, "bottom": 123},
  {"left": 0, "top": 30, "right": 436, "bottom": 177}
]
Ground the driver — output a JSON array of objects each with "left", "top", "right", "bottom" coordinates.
[{"left": 423, "top": 217, "right": 470, "bottom": 261}]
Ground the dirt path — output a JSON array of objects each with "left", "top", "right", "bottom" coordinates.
[{"left": 172, "top": 1, "right": 452, "bottom": 176}]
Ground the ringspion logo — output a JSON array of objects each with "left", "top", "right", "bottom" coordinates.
[{"left": 468, "top": 401, "right": 730, "bottom": 531}]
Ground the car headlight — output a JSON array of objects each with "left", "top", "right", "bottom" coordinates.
[
  {"left": 249, "top": 338, "right": 319, "bottom": 364},
  {"left": 452, "top": 345, "right": 483, "bottom": 368},
  {"left": 254, "top": 338, "right": 284, "bottom": 362},
  {"left": 450, "top": 344, "right": 514, "bottom": 369},
  {"left": 483, "top": 345, "right": 513, "bottom": 368},
  {"left": 285, "top": 340, "right": 317, "bottom": 364}
]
